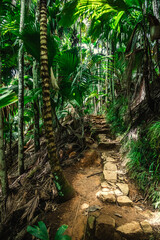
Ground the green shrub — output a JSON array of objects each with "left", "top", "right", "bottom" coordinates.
[
  {"left": 27, "top": 221, "right": 71, "bottom": 240},
  {"left": 106, "top": 96, "right": 128, "bottom": 134},
  {"left": 127, "top": 124, "right": 160, "bottom": 208}
]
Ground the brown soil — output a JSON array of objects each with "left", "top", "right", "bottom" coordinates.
[{"left": 41, "top": 115, "right": 159, "bottom": 240}]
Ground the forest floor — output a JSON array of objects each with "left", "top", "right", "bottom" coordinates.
[
  {"left": 1, "top": 115, "right": 160, "bottom": 240},
  {"left": 45, "top": 115, "right": 160, "bottom": 240}
]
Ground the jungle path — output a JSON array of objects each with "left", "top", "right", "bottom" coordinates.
[{"left": 47, "top": 115, "right": 160, "bottom": 240}]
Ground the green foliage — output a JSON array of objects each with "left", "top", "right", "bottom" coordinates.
[
  {"left": 106, "top": 96, "right": 128, "bottom": 134},
  {"left": 55, "top": 225, "right": 71, "bottom": 240},
  {"left": 27, "top": 221, "right": 49, "bottom": 240},
  {"left": 20, "top": 23, "right": 58, "bottom": 68},
  {"left": 148, "top": 121, "right": 160, "bottom": 156},
  {"left": 27, "top": 222, "right": 71, "bottom": 240},
  {"left": 0, "top": 87, "right": 18, "bottom": 108},
  {"left": 127, "top": 122, "right": 160, "bottom": 208}
]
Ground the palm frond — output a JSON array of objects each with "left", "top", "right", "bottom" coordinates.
[
  {"left": 20, "top": 23, "right": 58, "bottom": 67},
  {"left": 59, "top": 0, "right": 79, "bottom": 27},
  {"left": 0, "top": 87, "right": 18, "bottom": 109}
]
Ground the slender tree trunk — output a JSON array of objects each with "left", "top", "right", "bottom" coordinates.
[
  {"left": 105, "top": 43, "right": 108, "bottom": 107},
  {"left": 111, "top": 38, "right": 115, "bottom": 102},
  {"left": 33, "top": 0, "right": 40, "bottom": 153},
  {"left": 40, "top": 0, "right": 74, "bottom": 202},
  {"left": 79, "top": 17, "right": 82, "bottom": 64},
  {"left": 0, "top": 52, "right": 8, "bottom": 197},
  {"left": 18, "top": 0, "right": 25, "bottom": 175},
  {"left": 33, "top": 60, "right": 40, "bottom": 152},
  {"left": 97, "top": 63, "right": 101, "bottom": 113}
]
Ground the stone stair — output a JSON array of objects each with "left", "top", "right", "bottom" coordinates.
[{"left": 85, "top": 115, "right": 155, "bottom": 240}]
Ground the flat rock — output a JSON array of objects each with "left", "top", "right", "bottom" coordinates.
[
  {"left": 101, "top": 187, "right": 111, "bottom": 192},
  {"left": 104, "top": 162, "right": 117, "bottom": 171},
  {"left": 81, "top": 203, "right": 89, "bottom": 210},
  {"left": 95, "top": 214, "right": 115, "bottom": 240},
  {"left": 103, "top": 170, "right": 117, "bottom": 183},
  {"left": 116, "top": 183, "right": 129, "bottom": 196},
  {"left": 97, "top": 191, "right": 116, "bottom": 203},
  {"left": 116, "top": 221, "right": 143, "bottom": 238},
  {"left": 114, "top": 189, "right": 123, "bottom": 196},
  {"left": 107, "top": 156, "right": 117, "bottom": 162},
  {"left": 101, "top": 181, "right": 109, "bottom": 188},
  {"left": 140, "top": 221, "right": 152, "bottom": 234},
  {"left": 98, "top": 134, "right": 107, "bottom": 142},
  {"left": 117, "top": 196, "right": 133, "bottom": 206}
]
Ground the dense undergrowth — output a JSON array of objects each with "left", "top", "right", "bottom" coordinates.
[
  {"left": 106, "top": 96, "right": 128, "bottom": 134},
  {"left": 106, "top": 97, "right": 160, "bottom": 208}
]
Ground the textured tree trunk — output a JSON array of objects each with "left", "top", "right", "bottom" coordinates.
[
  {"left": 0, "top": 52, "right": 8, "bottom": 197},
  {"left": 105, "top": 54, "right": 108, "bottom": 108},
  {"left": 33, "top": 0, "right": 40, "bottom": 153},
  {"left": 111, "top": 38, "right": 115, "bottom": 102},
  {"left": 33, "top": 60, "right": 40, "bottom": 152},
  {"left": 40, "top": 0, "right": 74, "bottom": 201},
  {"left": 18, "top": 0, "right": 25, "bottom": 175},
  {"left": 97, "top": 63, "right": 101, "bottom": 113}
]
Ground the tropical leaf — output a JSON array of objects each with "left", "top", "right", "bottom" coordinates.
[
  {"left": 57, "top": 48, "right": 80, "bottom": 77},
  {"left": 59, "top": 0, "right": 79, "bottom": 27},
  {"left": 20, "top": 23, "right": 40, "bottom": 62},
  {"left": 20, "top": 23, "right": 58, "bottom": 67},
  {"left": 55, "top": 225, "right": 71, "bottom": 240},
  {"left": 27, "top": 221, "right": 49, "bottom": 240},
  {"left": 0, "top": 87, "right": 18, "bottom": 109}
]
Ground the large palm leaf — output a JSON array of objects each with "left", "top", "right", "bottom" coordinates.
[
  {"left": 0, "top": 87, "right": 18, "bottom": 108},
  {"left": 20, "top": 23, "right": 58, "bottom": 68}
]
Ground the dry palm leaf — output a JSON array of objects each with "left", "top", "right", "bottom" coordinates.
[{"left": 21, "top": 190, "right": 39, "bottom": 222}]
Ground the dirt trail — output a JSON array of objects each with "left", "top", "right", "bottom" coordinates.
[{"left": 46, "top": 115, "right": 160, "bottom": 240}]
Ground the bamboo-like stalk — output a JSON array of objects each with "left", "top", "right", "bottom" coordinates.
[
  {"left": 18, "top": 0, "right": 25, "bottom": 175},
  {"left": 40, "top": 0, "right": 74, "bottom": 202},
  {"left": 0, "top": 51, "right": 8, "bottom": 197}
]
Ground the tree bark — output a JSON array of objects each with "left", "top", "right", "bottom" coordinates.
[
  {"left": 33, "top": 60, "right": 40, "bottom": 152},
  {"left": 18, "top": 0, "right": 25, "bottom": 175},
  {"left": 0, "top": 51, "right": 8, "bottom": 197},
  {"left": 40, "top": 0, "right": 74, "bottom": 202}
]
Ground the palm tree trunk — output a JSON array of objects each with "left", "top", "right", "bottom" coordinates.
[
  {"left": 40, "top": 0, "right": 74, "bottom": 202},
  {"left": 18, "top": 0, "right": 25, "bottom": 175},
  {"left": 0, "top": 52, "right": 8, "bottom": 197},
  {"left": 33, "top": 0, "right": 40, "bottom": 153},
  {"left": 105, "top": 43, "right": 108, "bottom": 107},
  {"left": 111, "top": 38, "right": 115, "bottom": 102},
  {"left": 33, "top": 60, "right": 40, "bottom": 152}
]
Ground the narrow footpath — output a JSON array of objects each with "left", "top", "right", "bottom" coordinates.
[{"left": 47, "top": 115, "right": 160, "bottom": 240}]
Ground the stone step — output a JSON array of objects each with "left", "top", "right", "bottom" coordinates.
[
  {"left": 104, "top": 162, "right": 117, "bottom": 171},
  {"left": 97, "top": 191, "right": 116, "bottom": 203},
  {"left": 116, "top": 221, "right": 143, "bottom": 239},
  {"left": 92, "top": 128, "right": 111, "bottom": 135},
  {"left": 99, "top": 142, "right": 119, "bottom": 150},
  {"left": 116, "top": 220, "right": 152, "bottom": 239},
  {"left": 116, "top": 183, "right": 129, "bottom": 196},
  {"left": 101, "top": 154, "right": 117, "bottom": 163},
  {"left": 117, "top": 196, "right": 133, "bottom": 207},
  {"left": 103, "top": 170, "right": 117, "bottom": 183}
]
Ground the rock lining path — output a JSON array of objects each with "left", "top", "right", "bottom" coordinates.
[{"left": 86, "top": 115, "right": 160, "bottom": 240}]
